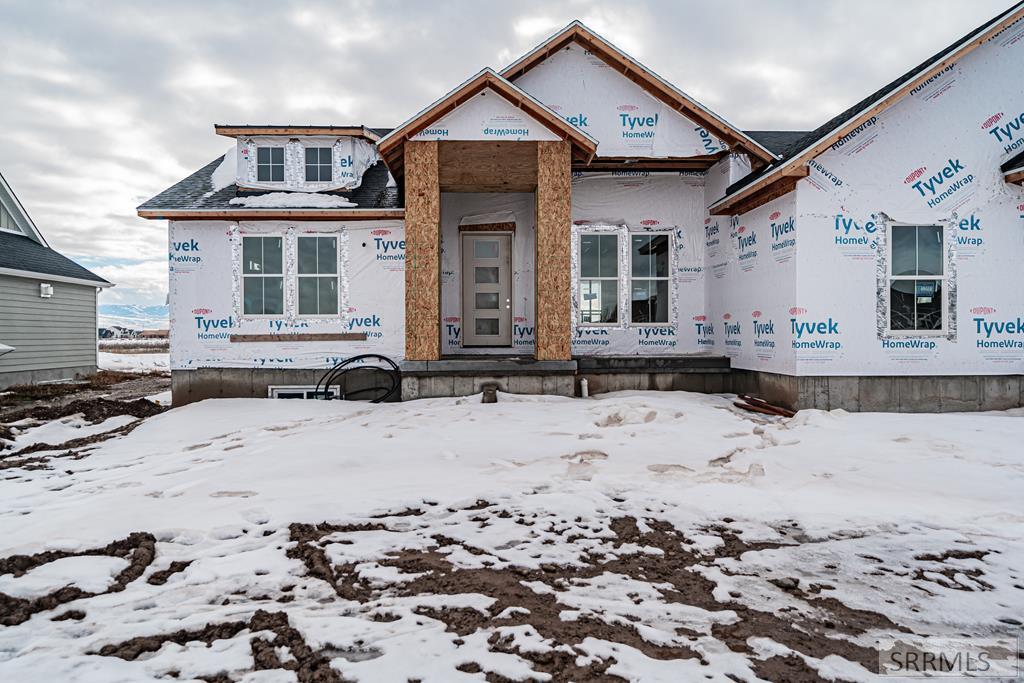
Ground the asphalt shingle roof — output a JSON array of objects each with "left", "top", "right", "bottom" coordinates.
[
  {"left": 725, "top": 3, "right": 1024, "bottom": 198},
  {"left": 138, "top": 158, "right": 401, "bottom": 213},
  {"left": 0, "top": 231, "right": 110, "bottom": 284},
  {"left": 742, "top": 131, "right": 810, "bottom": 158}
]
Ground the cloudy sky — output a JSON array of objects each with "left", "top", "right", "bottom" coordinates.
[{"left": 0, "top": 0, "right": 1011, "bottom": 307}]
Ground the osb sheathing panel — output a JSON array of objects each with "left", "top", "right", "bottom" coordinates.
[
  {"left": 404, "top": 140, "right": 441, "bottom": 360},
  {"left": 535, "top": 140, "right": 572, "bottom": 361}
]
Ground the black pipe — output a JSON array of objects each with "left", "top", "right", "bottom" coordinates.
[{"left": 314, "top": 354, "right": 401, "bottom": 403}]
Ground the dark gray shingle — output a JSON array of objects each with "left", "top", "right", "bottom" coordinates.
[
  {"left": 0, "top": 231, "right": 110, "bottom": 284},
  {"left": 138, "top": 158, "right": 401, "bottom": 213}
]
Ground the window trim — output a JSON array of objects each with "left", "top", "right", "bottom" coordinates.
[
  {"left": 304, "top": 146, "right": 334, "bottom": 183},
  {"left": 627, "top": 231, "right": 672, "bottom": 327},
  {"left": 240, "top": 234, "right": 286, "bottom": 318},
  {"left": 577, "top": 231, "right": 620, "bottom": 327},
  {"left": 885, "top": 222, "right": 948, "bottom": 337},
  {"left": 295, "top": 234, "right": 342, "bottom": 318},
  {"left": 256, "top": 146, "right": 285, "bottom": 183}
]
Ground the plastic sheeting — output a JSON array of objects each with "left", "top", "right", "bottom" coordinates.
[
  {"left": 513, "top": 43, "right": 728, "bottom": 158},
  {"left": 710, "top": 17, "right": 1024, "bottom": 376},
  {"left": 234, "top": 136, "right": 380, "bottom": 193},
  {"left": 411, "top": 89, "right": 560, "bottom": 142},
  {"left": 168, "top": 220, "right": 405, "bottom": 370}
]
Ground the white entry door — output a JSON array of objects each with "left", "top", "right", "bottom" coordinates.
[{"left": 461, "top": 232, "right": 512, "bottom": 346}]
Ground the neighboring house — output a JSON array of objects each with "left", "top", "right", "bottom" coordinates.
[
  {"left": 140, "top": 6, "right": 1024, "bottom": 411},
  {"left": 0, "top": 172, "right": 113, "bottom": 389}
]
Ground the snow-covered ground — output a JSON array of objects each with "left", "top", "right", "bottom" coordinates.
[
  {"left": 98, "top": 351, "right": 170, "bottom": 373},
  {"left": 0, "top": 391, "right": 1021, "bottom": 682}
]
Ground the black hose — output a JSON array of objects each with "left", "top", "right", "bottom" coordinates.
[{"left": 314, "top": 354, "right": 401, "bottom": 403}]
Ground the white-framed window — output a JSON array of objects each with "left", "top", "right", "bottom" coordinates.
[
  {"left": 256, "top": 147, "right": 285, "bottom": 182},
  {"left": 629, "top": 233, "right": 670, "bottom": 324},
  {"left": 304, "top": 147, "right": 333, "bottom": 182},
  {"left": 296, "top": 235, "right": 340, "bottom": 316},
  {"left": 887, "top": 224, "right": 946, "bottom": 334},
  {"left": 242, "top": 235, "right": 284, "bottom": 315},
  {"left": 579, "top": 233, "right": 619, "bottom": 324}
]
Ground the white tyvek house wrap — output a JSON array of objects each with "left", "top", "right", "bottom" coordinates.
[
  {"left": 168, "top": 220, "right": 405, "bottom": 370},
  {"left": 570, "top": 172, "right": 708, "bottom": 355},
  {"left": 410, "top": 89, "right": 560, "bottom": 142},
  {"left": 704, "top": 193, "right": 798, "bottom": 375},
  {"left": 724, "top": 16, "right": 1024, "bottom": 376},
  {"left": 512, "top": 43, "right": 727, "bottom": 158},
  {"left": 439, "top": 193, "right": 536, "bottom": 354},
  {"left": 234, "top": 136, "right": 380, "bottom": 193}
]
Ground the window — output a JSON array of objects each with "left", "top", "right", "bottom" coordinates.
[
  {"left": 242, "top": 236, "right": 284, "bottom": 315},
  {"left": 889, "top": 225, "right": 945, "bottom": 332},
  {"left": 630, "top": 234, "right": 669, "bottom": 324},
  {"left": 256, "top": 147, "right": 284, "bottom": 182},
  {"left": 579, "top": 233, "right": 618, "bottom": 324},
  {"left": 297, "top": 235, "right": 339, "bottom": 315},
  {"left": 305, "top": 147, "right": 333, "bottom": 182}
]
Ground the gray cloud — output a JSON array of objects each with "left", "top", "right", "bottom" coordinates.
[{"left": 0, "top": 0, "right": 1010, "bottom": 304}]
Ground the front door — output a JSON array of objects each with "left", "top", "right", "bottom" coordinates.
[{"left": 461, "top": 232, "right": 512, "bottom": 346}]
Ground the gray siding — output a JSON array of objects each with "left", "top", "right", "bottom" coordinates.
[{"left": 0, "top": 274, "right": 98, "bottom": 383}]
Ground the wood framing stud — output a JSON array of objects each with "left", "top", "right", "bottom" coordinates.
[
  {"left": 404, "top": 140, "right": 442, "bottom": 361},
  {"left": 1005, "top": 170, "right": 1024, "bottom": 185},
  {"left": 534, "top": 140, "right": 573, "bottom": 361}
]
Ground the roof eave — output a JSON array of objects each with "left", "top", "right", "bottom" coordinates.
[
  {"left": 0, "top": 266, "right": 112, "bottom": 288},
  {"left": 214, "top": 125, "right": 381, "bottom": 142},
  {"left": 711, "top": 4, "right": 1024, "bottom": 216},
  {"left": 137, "top": 208, "right": 406, "bottom": 220}
]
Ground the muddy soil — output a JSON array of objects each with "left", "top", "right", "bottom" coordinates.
[{"left": 0, "top": 371, "right": 170, "bottom": 419}]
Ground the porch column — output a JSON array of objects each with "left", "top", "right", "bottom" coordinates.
[
  {"left": 404, "top": 140, "right": 441, "bottom": 360},
  {"left": 534, "top": 140, "right": 572, "bottom": 361}
]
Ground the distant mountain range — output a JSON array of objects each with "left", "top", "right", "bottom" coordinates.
[{"left": 98, "top": 304, "right": 169, "bottom": 330}]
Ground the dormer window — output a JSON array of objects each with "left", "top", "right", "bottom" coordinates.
[
  {"left": 256, "top": 147, "right": 285, "bottom": 182},
  {"left": 305, "top": 147, "right": 333, "bottom": 182}
]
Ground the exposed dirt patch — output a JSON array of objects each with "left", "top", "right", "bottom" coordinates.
[
  {"left": 95, "top": 609, "right": 351, "bottom": 683},
  {"left": 285, "top": 510, "right": 898, "bottom": 681},
  {"left": 147, "top": 560, "right": 193, "bottom": 586},
  {"left": 0, "top": 532, "right": 156, "bottom": 626},
  {"left": 0, "top": 371, "right": 169, "bottom": 420}
]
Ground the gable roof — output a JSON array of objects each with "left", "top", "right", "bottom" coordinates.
[
  {"left": 0, "top": 231, "right": 111, "bottom": 286},
  {"left": 137, "top": 158, "right": 402, "bottom": 219},
  {"left": 500, "top": 21, "right": 776, "bottom": 165},
  {"left": 0, "top": 171, "right": 46, "bottom": 246},
  {"left": 711, "top": 2, "right": 1024, "bottom": 215},
  {"left": 376, "top": 68, "right": 599, "bottom": 175},
  {"left": 743, "top": 131, "right": 811, "bottom": 158}
]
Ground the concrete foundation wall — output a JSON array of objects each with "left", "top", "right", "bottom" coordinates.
[
  {"left": 173, "top": 366, "right": 1024, "bottom": 413},
  {"left": 0, "top": 364, "right": 97, "bottom": 390},
  {"left": 730, "top": 370, "right": 1024, "bottom": 413}
]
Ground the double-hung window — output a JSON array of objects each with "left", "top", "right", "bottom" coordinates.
[
  {"left": 305, "top": 148, "right": 333, "bottom": 182},
  {"left": 630, "top": 234, "right": 669, "bottom": 324},
  {"left": 242, "top": 236, "right": 284, "bottom": 315},
  {"left": 297, "top": 235, "right": 339, "bottom": 316},
  {"left": 256, "top": 147, "right": 284, "bottom": 182},
  {"left": 888, "top": 224, "right": 945, "bottom": 333},
  {"left": 579, "top": 234, "right": 618, "bottom": 324}
]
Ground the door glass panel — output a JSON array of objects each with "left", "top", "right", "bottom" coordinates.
[
  {"left": 475, "top": 292, "right": 499, "bottom": 309},
  {"left": 474, "top": 239, "right": 499, "bottom": 259},
  {"left": 475, "top": 318, "right": 499, "bottom": 335},
  {"left": 475, "top": 267, "right": 499, "bottom": 283}
]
